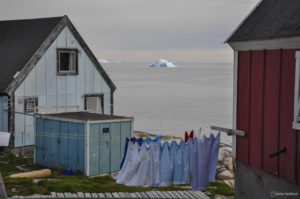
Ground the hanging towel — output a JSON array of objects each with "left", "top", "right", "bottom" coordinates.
[
  {"left": 116, "top": 140, "right": 133, "bottom": 182},
  {"left": 208, "top": 133, "right": 220, "bottom": 183},
  {"left": 189, "top": 138, "right": 198, "bottom": 191},
  {"left": 120, "top": 138, "right": 129, "bottom": 169},
  {"left": 116, "top": 142, "right": 140, "bottom": 185},
  {"left": 196, "top": 136, "right": 212, "bottom": 190},
  {"left": 182, "top": 139, "right": 190, "bottom": 184},
  {"left": 127, "top": 144, "right": 151, "bottom": 186},
  {"left": 0, "top": 132, "right": 10, "bottom": 146},
  {"left": 172, "top": 140, "right": 184, "bottom": 184},
  {"left": 160, "top": 141, "right": 173, "bottom": 186},
  {"left": 150, "top": 141, "right": 161, "bottom": 186}
]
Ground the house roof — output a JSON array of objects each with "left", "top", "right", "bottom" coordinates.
[
  {"left": 0, "top": 16, "right": 116, "bottom": 95},
  {"left": 39, "top": 111, "right": 133, "bottom": 121},
  {"left": 226, "top": 0, "right": 300, "bottom": 43}
]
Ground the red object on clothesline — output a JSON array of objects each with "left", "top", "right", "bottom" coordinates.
[
  {"left": 184, "top": 131, "right": 189, "bottom": 143},
  {"left": 189, "top": 130, "right": 194, "bottom": 140}
]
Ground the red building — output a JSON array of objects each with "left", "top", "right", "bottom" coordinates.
[{"left": 226, "top": 0, "right": 300, "bottom": 198}]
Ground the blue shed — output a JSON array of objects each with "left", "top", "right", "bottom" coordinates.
[{"left": 34, "top": 112, "right": 133, "bottom": 176}]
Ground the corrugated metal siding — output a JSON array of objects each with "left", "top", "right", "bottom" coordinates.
[
  {"left": 236, "top": 49, "right": 299, "bottom": 184},
  {"left": 0, "top": 96, "right": 8, "bottom": 132},
  {"left": 35, "top": 118, "right": 85, "bottom": 173},
  {"left": 14, "top": 26, "right": 111, "bottom": 147}
]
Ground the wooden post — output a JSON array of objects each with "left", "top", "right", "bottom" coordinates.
[{"left": 0, "top": 173, "right": 7, "bottom": 199}]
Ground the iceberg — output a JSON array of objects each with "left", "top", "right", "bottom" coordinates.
[
  {"left": 149, "top": 59, "right": 176, "bottom": 67},
  {"left": 98, "top": 58, "right": 109, "bottom": 64}
]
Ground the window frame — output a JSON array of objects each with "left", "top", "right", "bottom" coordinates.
[
  {"left": 57, "top": 48, "right": 78, "bottom": 75},
  {"left": 84, "top": 94, "right": 104, "bottom": 114},
  {"left": 293, "top": 51, "right": 300, "bottom": 129},
  {"left": 24, "top": 97, "right": 38, "bottom": 113}
]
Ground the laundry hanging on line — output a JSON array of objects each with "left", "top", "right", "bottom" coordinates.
[
  {"left": 0, "top": 132, "right": 10, "bottom": 146},
  {"left": 189, "top": 132, "right": 220, "bottom": 191},
  {"left": 116, "top": 132, "right": 220, "bottom": 190}
]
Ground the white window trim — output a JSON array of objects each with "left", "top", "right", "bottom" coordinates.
[{"left": 293, "top": 51, "right": 300, "bottom": 129}]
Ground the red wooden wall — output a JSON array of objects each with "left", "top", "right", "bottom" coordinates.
[{"left": 236, "top": 49, "right": 299, "bottom": 184}]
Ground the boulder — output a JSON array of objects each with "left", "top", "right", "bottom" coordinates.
[{"left": 217, "top": 170, "right": 234, "bottom": 180}]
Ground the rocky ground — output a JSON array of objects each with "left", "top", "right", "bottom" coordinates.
[{"left": 215, "top": 143, "right": 234, "bottom": 189}]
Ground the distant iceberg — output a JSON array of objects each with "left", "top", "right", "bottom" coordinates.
[
  {"left": 149, "top": 59, "right": 176, "bottom": 67},
  {"left": 98, "top": 58, "right": 109, "bottom": 64}
]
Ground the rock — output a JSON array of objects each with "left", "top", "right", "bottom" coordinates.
[
  {"left": 218, "top": 150, "right": 225, "bottom": 162},
  {"left": 223, "top": 179, "right": 235, "bottom": 189},
  {"left": 223, "top": 156, "right": 233, "bottom": 170},
  {"left": 217, "top": 170, "right": 234, "bottom": 180},
  {"left": 228, "top": 179, "right": 235, "bottom": 188},
  {"left": 222, "top": 146, "right": 232, "bottom": 153},
  {"left": 216, "top": 167, "right": 227, "bottom": 174}
]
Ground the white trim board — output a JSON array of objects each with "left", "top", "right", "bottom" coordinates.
[
  {"left": 232, "top": 51, "right": 238, "bottom": 158},
  {"left": 228, "top": 36, "right": 300, "bottom": 51}
]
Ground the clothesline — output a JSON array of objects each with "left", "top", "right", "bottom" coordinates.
[{"left": 116, "top": 132, "right": 220, "bottom": 191}]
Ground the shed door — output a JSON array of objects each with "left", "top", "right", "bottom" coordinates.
[
  {"left": 89, "top": 124, "right": 100, "bottom": 176},
  {"left": 110, "top": 122, "right": 121, "bottom": 172},
  {"left": 100, "top": 123, "right": 110, "bottom": 174}
]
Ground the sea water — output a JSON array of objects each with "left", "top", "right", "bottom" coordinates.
[{"left": 103, "top": 63, "right": 233, "bottom": 145}]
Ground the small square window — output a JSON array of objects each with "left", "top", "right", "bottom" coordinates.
[
  {"left": 102, "top": 128, "right": 110, "bottom": 133},
  {"left": 57, "top": 49, "right": 78, "bottom": 75},
  {"left": 24, "top": 98, "right": 38, "bottom": 113}
]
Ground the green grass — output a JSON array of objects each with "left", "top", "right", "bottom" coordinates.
[
  {"left": 204, "top": 181, "right": 234, "bottom": 198},
  {"left": 0, "top": 153, "right": 191, "bottom": 197},
  {"left": 0, "top": 153, "right": 234, "bottom": 198}
]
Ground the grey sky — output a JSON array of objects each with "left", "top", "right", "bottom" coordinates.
[{"left": 1, "top": 0, "right": 260, "bottom": 63}]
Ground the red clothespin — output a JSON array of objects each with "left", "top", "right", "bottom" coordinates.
[
  {"left": 189, "top": 130, "right": 194, "bottom": 140},
  {"left": 184, "top": 131, "right": 189, "bottom": 143}
]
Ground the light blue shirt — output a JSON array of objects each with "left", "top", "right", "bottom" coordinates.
[
  {"left": 182, "top": 139, "right": 190, "bottom": 184},
  {"left": 172, "top": 140, "right": 184, "bottom": 184},
  {"left": 159, "top": 141, "right": 173, "bottom": 186},
  {"left": 208, "top": 133, "right": 220, "bottom": 183},
  {"left": 116, "top": 142, "right": 141, "bottom": 185},
  {"left": 127, "top": 143, "right": 151, "bottom": 186}
]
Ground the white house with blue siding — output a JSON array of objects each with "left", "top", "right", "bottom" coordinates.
[{"left": 0, "top": 16, "right": 116, "bottom": 149}]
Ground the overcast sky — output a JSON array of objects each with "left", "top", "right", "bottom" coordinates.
[{"left": 1, "top": 0, "right": 260, "bottom": 63}]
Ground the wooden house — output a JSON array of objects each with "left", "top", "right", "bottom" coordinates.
[
  {"left": 0, "top": 16, "right": 116, "bottom": 151},
  {"left": 226, "top": 0, "right": 300, "bottom": 197}
]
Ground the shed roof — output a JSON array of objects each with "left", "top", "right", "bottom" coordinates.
[
  {"left": 40, "top": 111, "right": 133, "bottom": 121},
  {"left": 0, "top": 16, "right": 116, "bottom": 95},
  {"left": 226, "top": 0, "right": 300, "bottom": 43}
]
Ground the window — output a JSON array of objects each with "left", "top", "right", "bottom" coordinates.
[
  {"left": 102, "top": 128, "right": 110, "bottom": 133},
  {"left": 24, "top": 98, "right": 38, "bottom": 113},
  {"left": 57, "top": 49, "right": 78, "bottom": 75},
  {"left": 293, "top": 51, "right": 300, "bottom": 129},
  {"left": 84, "top": 94, "right": 104, "bottom": 113}
]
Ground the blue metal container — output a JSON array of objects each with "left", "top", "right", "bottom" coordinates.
[{"left": 35, "top": 112, "right": 133, "bottom": 176}]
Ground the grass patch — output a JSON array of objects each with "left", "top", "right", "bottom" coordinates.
[
  {"left": 204, "top": 181, "right": 234, "bottom": 198},
  {"left": 1, "top": 153, "right": 234, "bottom": 198},
  {"left": 0, "top": 154, "right": 191, "bottom": 197}
]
